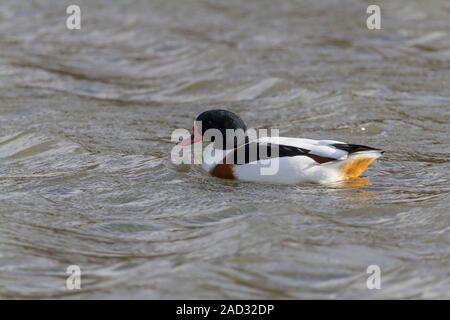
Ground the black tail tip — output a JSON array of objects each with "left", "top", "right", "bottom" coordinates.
[{"left": 332, "top": 143, "right": 383, "bottom": 154}]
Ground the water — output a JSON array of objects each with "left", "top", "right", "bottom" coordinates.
[{"left": 0, "top": 0, "right": 449, "bottom": 299}]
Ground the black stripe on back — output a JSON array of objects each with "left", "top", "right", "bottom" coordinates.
[{"left": 226, "top": 143, "right": 336, "bottom": 165}]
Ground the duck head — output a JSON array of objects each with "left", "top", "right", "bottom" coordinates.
[{"left": 178, "top": 109, "right": 247, "bottom": 150}]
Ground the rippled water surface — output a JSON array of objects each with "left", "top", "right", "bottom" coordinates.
[{"left": 1, "top": 0, "right": 449, "bottom": 299}]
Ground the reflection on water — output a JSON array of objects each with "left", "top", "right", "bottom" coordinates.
[
  {"left": 332, "top": 177, "right": 370, "bottom": 189},
  {"left": 0, "top": 0, "right": 449, "bottom": 299}
]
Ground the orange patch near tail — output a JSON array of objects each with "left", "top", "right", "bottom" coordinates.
[
  {"left": 211, "top": 164, "right": 236, "bottom": 180},
  {"left": 340, "top": 157, "right": 375, "bottom": 179}
]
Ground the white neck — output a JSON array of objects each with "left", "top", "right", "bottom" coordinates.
[{"left": 201, "top": 144, "right": 234, "bottom": 172}]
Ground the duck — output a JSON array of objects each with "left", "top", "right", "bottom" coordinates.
[{"left": 177, "top": 109, "right": 383, "bottom": 184}]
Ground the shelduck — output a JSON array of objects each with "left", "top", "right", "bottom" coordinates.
[{"left": 178, "top": 109, "right": 383, "bottom": 184}]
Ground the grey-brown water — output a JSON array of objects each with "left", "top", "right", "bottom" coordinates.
[{"left": 0, "top": 0, "right": 449, "bottom": 299}]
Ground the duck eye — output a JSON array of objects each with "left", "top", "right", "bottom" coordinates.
[{"left": 211, "top": 136, "right": 215, "bottom": 142}]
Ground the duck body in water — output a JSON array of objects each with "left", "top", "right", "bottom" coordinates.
[{"left": 178, "top": 109, "right": 383, "bottom": 184}]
